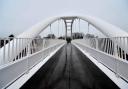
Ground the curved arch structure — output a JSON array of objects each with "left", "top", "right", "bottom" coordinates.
[
  {"left": 18, "top": 15, "right": 128, "bottom": 38},
  {"left": 1, "top": 15, "right": 128, "bottom": 89},
  {"left": 0, "top": 15, "right": 128, "bottom": 65}
]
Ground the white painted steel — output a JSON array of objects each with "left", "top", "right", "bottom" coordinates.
[
  {"left": 7, "top": 43, "right": 65, "bottom": 89},
  {"left": 0, "top": 15, "right": 128, "bottom": 88},
  {"left": 18, "top": 15, "right": 128, "bottom": 38},
  {"left": 0, "top": 15, "right": 128, "bottom": 65},
  {"left": 0, "top": 38, "right": 64, "bottom": 65},
  {"left": 73, "top": 43, "right": 128, "bottom": 89},
  {"left": 0, "top": 42, "right": 65, "bottom": 89},
  {"left": 73, "top": 39, "right": 128, "bottom": 82}
]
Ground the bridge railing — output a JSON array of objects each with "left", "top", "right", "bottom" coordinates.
[
  {"left": 0, "top": 37, "right": 65, "bottom": 89},
  {"left": 0, "top": 38, "right": 65, "bottom": 65},
  {"left": 0, "top": 38, "right": 43, "bottom": 63},
  {"left": 73, "top": 37, "right": 128, "bottom": 82},
  {"left": 75, "top": 37, "right": 128, "bottom": 60}
]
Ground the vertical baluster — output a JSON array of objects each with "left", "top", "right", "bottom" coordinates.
[
  {"left": 106, "top": 38, "right": 109, "bottom": 54},
  {"left": 120, "top": 37, "right": 123, "bottom": 59},
  {"left": 3, "top": 38, "right": 6, "bottom": 63},
  {"left": 115, "top": 37, "right": 118, "bottom": 76},
  {"left": 12, "top": 39, "right": 14, "bottom": 61},
  {"left": 21, "top": 38, "right": 23, "bottom": 58},
  {"left": 118, "top": 37, "right": 121, "bottom": 58},
  {"left": 22, "top": 38, "right": 24, "bottom": 58},
  {"left": 108, "top": 39, "right": 111, "bottom": 54},
  {"left": 0, "top": 39, "right": 1, "bottom": 48},
  {"left": 112, "top": 38, "right": 114, "bottom": 55},
  {"left": 110, "top": 38, "right": 113, "bottom": 55},
  {"left": 32, "top": 38, "right": 36, "bottom": 53},
  {"left": 93, "top": 39, "right": 96, "bottom": 49},
  {"left": 25, "top": 38, "right": 27, "bottom": 56},
  {"left": 30, "top": 40, "right": 33, "bottom": 54},
  {"left": 26, "top": 38, "right": 29, "bottom": 56},
  {"left": 109, "top": 39, "right": 111, "bottom": 54},
  {"left": 114, "top": 37, "right": 118, "bottom": 57},
  {"left": 104, "top": 38, "right": 106, "bottom": 52},
  {"left": 101, "top": 38, "right": 103, "bottom": 51},
  {"left": 92, "top": 39, "right": 94, "bottom": 48},
  {"left": 28, "top": 38, "right": 30, "bottom": 54},
  {"left": 103, "top": 38, "right": 106, "bottom": 52},
  {"left": 15, "top": 38, "right": 18, "bottom": 60},
  {"left": 8, "top": 38, "right": 10, "bottom": 62},
  {"left": 26, "top": 38, "right": 28, "bottom": 56},
  {"left": 18, "top": 38, "right": 20, "bottom": 59},
  {"left": 33, "top": 39, "right": 36, "bottom": 52},
  {"left": 116, "top": 37, "right": 119, "bottom": 58},
  {"left": 105, "top": 38, "right": 108, "bottom": 53},
  {"left": 127, "top": 37, "right": 128, "bottom": 60},
  {"left": 109, "top": 39, "right": 112, "bottom": 55},
  {"left": 111, "top": 37, "right": 114, "bottom": 55},
  {"left": 106, "top": 38, "right": 108, "bottom": 53},
  {"left": 108, "top": 38, "right": 110, "bottom": 54},
  {"left": 123, "top": 37, "right": 126, "bottom": 60},
  {"left": 95, "top": 38, "right": 98, "bottom": 50},
  {"left": 101, "top": 38, "right": 104, "bottom": 52}
]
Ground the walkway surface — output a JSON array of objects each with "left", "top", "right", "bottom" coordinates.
[{"left": 21, "top": 44, "right": 119, "bottom": 89}]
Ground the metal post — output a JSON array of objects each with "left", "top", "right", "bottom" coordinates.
[
  {"left": 18, "top": 38, "right": 20, "bottom": 59},
  {"left": 3, "top": 39, "right": 6, "bottom": 63},
  {"left": 95, "top": 38, "right": 98, "bottom": 50},
  {"left": 123, "top": 37, "right": 126, "bottom": 60},
  {"left": 88, "top": 22, "right": 89, "bottom": 33},
  {"left": 50, "top": 24, "right": 52, "bottom": 34},
  {"left": 64, "top": 20, "right": 67, "bottom": 40},
  {"left": 114, "top": 37, "right": 118, "bottom": 57},
  {"left": 62, "top": 20, "right": 63, "bottom": 37},
  {"left": 8, "top": 38, "right": 10, "bottom": 62},
  {"left": 58, "top": 20, "right": 59, "bottom": 37},
  {"left": 12, "top": 39, "right": 14, "bottom": 61},
  {"left": 27, "top": 40, "right": 31, "bottom": 55},
  {"left": 21, "top": 38, "right": 23, "bottom": 58},
  {"left": 79, "top": 18, "right": 80, "bottom": 32}
]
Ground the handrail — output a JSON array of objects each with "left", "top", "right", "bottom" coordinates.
[
  {"left": 0, "top": 38, "right": 65, "bottom": 66},
  {"left": 73, "top": 37, "right": 128, "bottom": 82},
  {"left": 0, "top": 41, "right": 65, "bottom": 89},
  {"left": 76, "top": 37, "right": 128, "bottom": 61}
]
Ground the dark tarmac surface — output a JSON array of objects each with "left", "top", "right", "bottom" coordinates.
[{"left": 21, "top": 43, "right": 119, "bottom": 89}]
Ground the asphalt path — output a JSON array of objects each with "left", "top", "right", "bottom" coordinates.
[{"left": 21, "top": 43, "right": 119, "bottom": 89}]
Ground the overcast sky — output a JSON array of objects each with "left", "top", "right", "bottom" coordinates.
[{"left": 0, "top": 0, "right": 128, "bottom": 37}]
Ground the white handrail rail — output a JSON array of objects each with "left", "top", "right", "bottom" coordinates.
[
  {"left": 0, "top": 41, "right": 65, "bottom": 89},
  {"left": 73, "top": 37, "right": 128, "bottom": 82},
  {"left": 0, "top": 38, "right": 65, "bottom": 66}
]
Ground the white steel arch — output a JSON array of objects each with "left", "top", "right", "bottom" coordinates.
[
  {"left": 0, "top": 15, "right": 128, "bottom": 65},
  {"left": 18, "top": 15, "right": 128, "bottom": 38}
]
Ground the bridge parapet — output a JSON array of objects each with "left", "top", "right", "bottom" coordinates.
[
  {"left": 73, "top": 37, "right": 128, "bottom": 82},
  {"left": 0, "top": 37, "right": 65, "bottom": 89},
  {"left": 0, "top": 38, "right": 65, "bottom": 65},
  {"left": 74, "top": 37, "right": 128, "bottom": 60}
]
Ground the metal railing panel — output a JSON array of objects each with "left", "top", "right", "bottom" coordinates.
[
  {"left": 0, "top": 38, "right": 65, "bottom": 89},
  {"left": 0, "top": 38, "right": 65, "bottom": 66},
  {"left": 73, "top": 40, "right": 128, "bottom": 82}
]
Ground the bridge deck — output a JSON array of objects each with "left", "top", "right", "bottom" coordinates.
[{"left": 21, "top": 44, "right": 119, "bottom": 89}]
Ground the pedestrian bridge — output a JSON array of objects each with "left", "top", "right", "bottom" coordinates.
[{"left": 0, "top": 15, "right": 128, "bottom": 89}]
